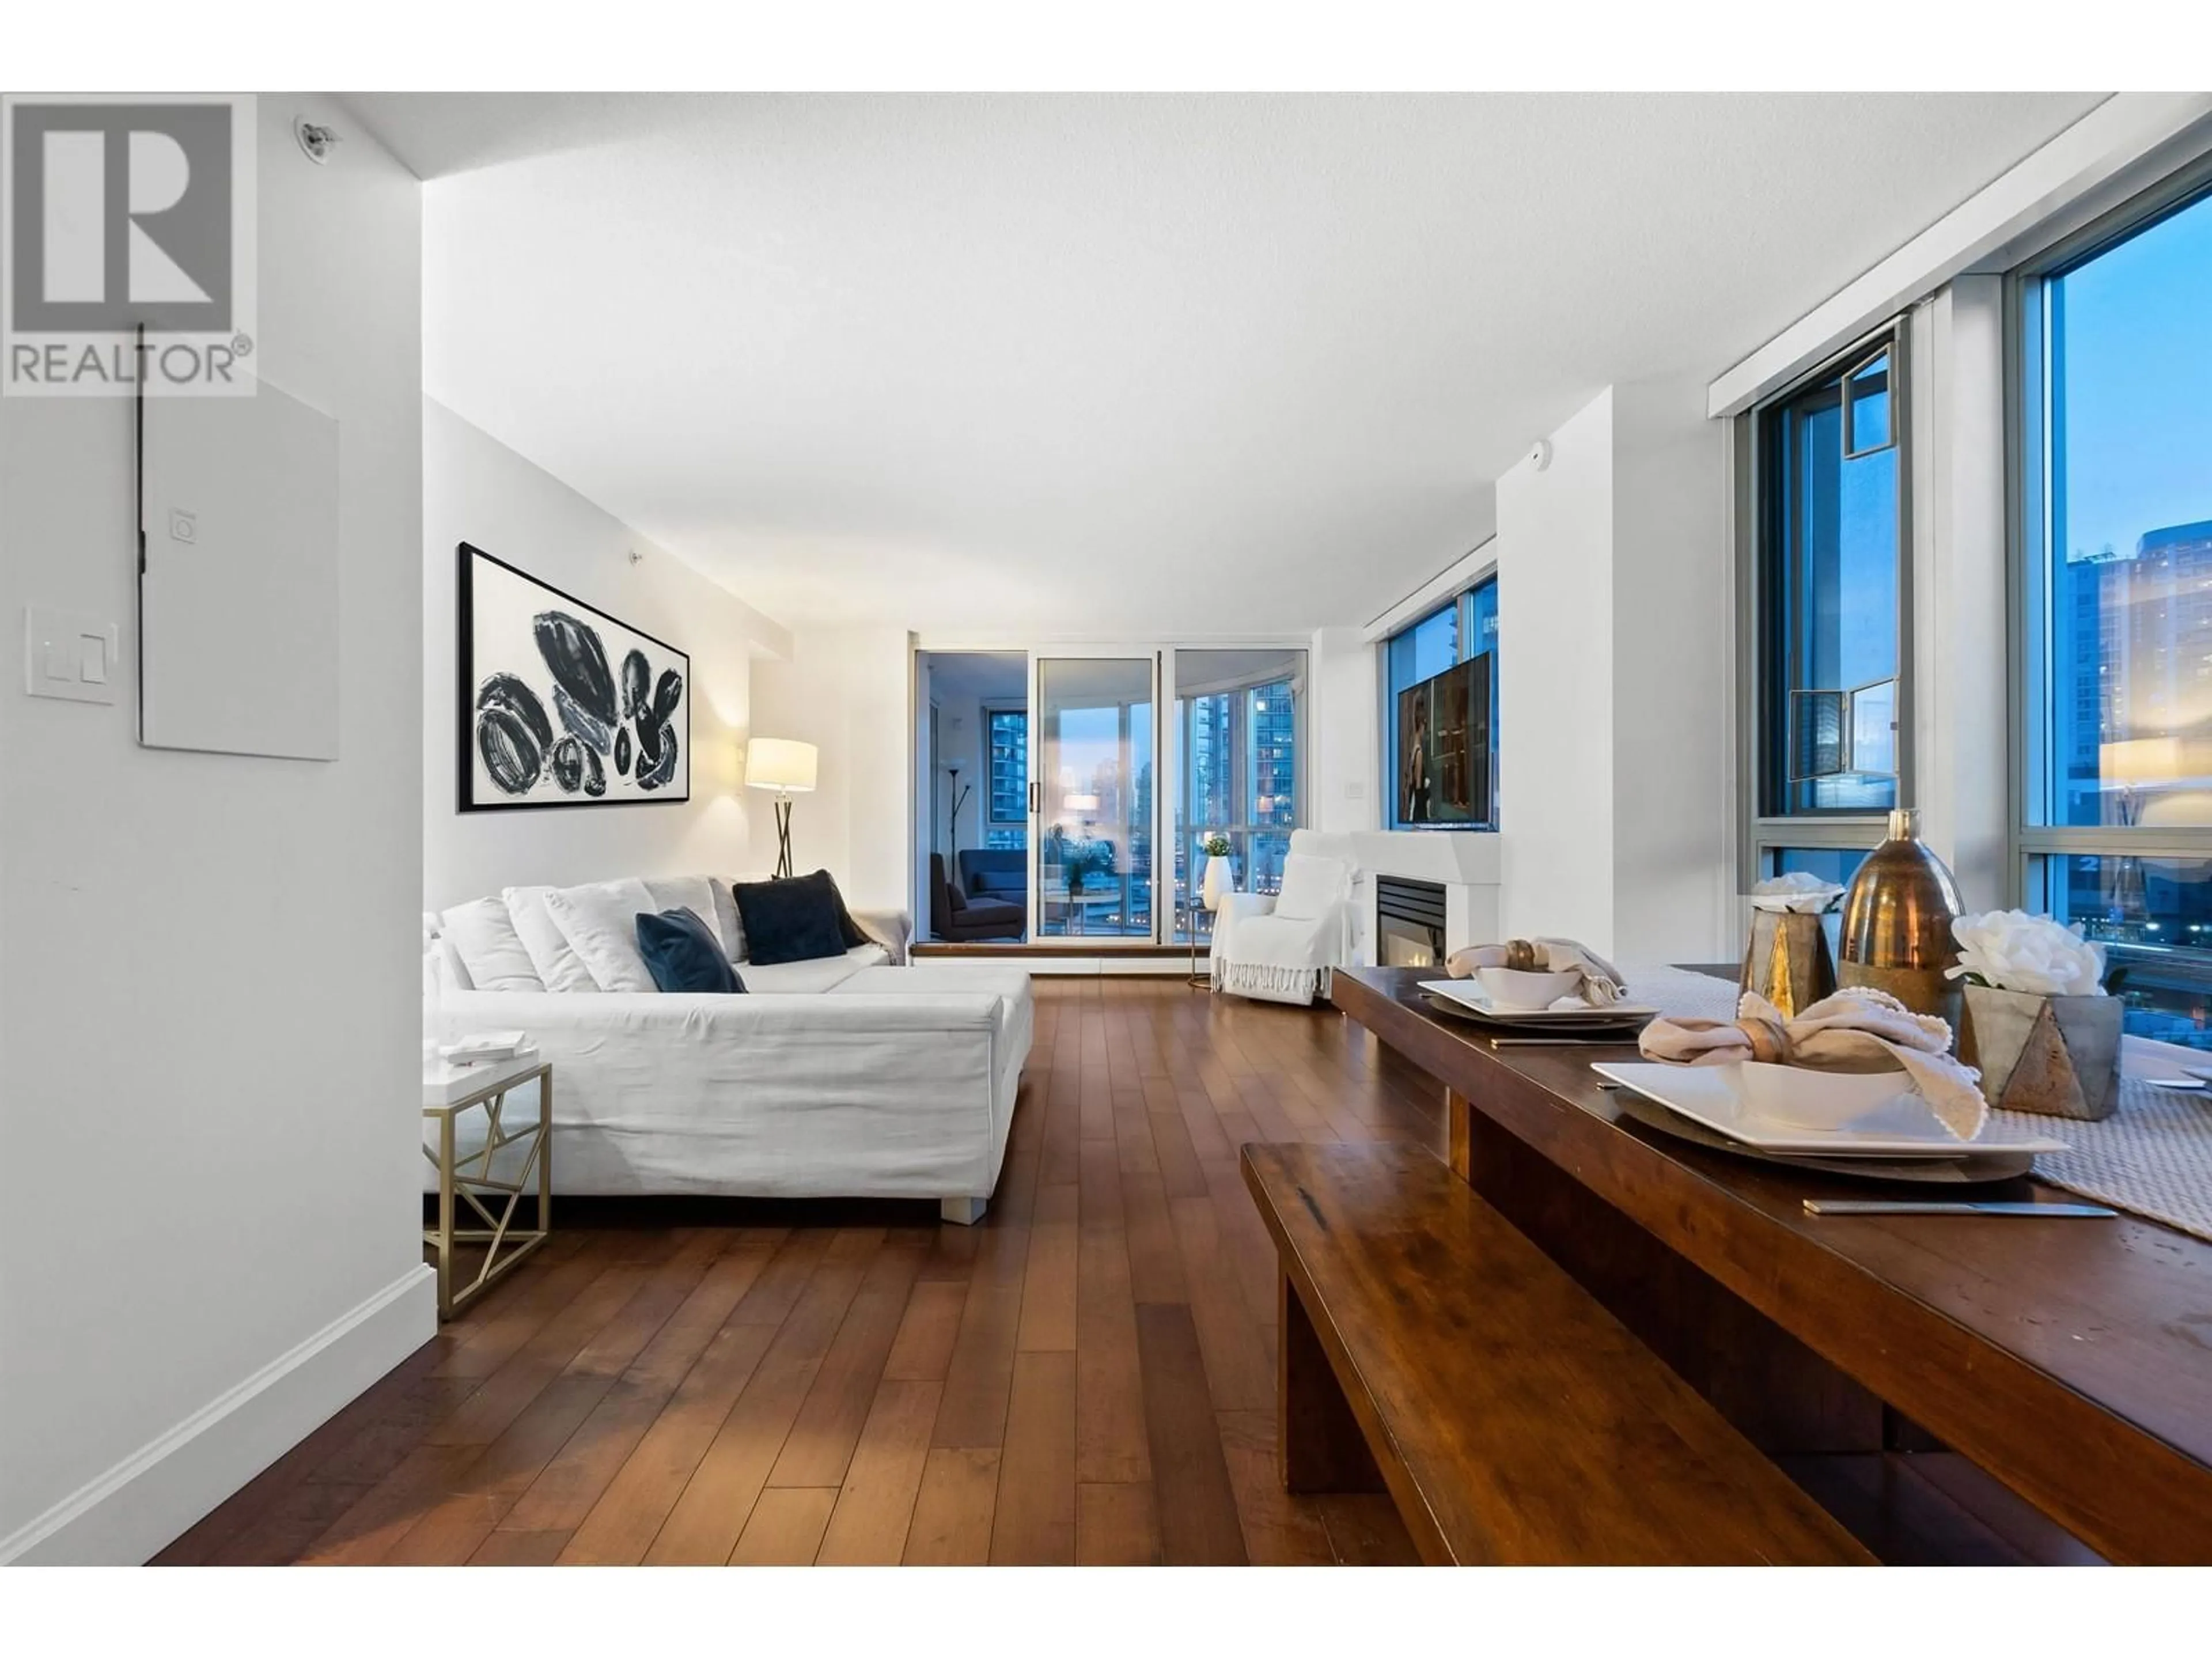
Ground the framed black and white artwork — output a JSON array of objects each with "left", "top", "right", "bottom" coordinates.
[{"left": 457, "top": 543, "right": 691, "bottom": 811}]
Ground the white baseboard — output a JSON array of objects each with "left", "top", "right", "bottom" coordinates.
[
  {"left": 0, "top": 1263, "right": 437, "bottom": 1566},
  {"left": 1016, "top": 956, "right": 1193, "bottom": 977}
]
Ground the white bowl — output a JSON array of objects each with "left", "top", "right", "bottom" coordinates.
[
  {"left": 1732, "top": 1062, "right": 1935, "bottom": 1134},
  {"left": 1474, "top": 967, "right": 1584, "bottom": 1012}
]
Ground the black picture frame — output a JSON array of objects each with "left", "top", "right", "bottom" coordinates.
[{"left": 456, "top": 541, "right": 692, "bottom": 812}]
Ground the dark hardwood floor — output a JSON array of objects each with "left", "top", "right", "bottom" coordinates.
[{"left": 156, "top": 979, "right": 1442, "bottom": 1566}]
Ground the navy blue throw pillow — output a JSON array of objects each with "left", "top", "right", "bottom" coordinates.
[
  {"left": 798, "top": 868, "right": 872, "bottom": 949},
  {"left": 731, "top": 875, "right": 849, "bottom": 965},
  {"left": 635, "top": 908, "right": 744, "bottom": 993}
]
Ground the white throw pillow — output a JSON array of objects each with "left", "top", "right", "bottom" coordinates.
[
  {"left": 709, "top": 877, "right": 746, "bottom": 963},
  {"left": 642, "top": 875, "right": 743, "bottom": 963},
  {"left": 544, "top": 878, "right": 660, "bottom": 992},
  {"left": 438, "top": 896, "right": 544, "bottom": 993},
  {"left": 430, "top": 936, "right": 475, "bottom": 994},
  {"left": 1272, "top": 853, "right": 1346, "bottom": 922},
  {"left": 503, "top": 885, "right": 601, "bottom": 994}
]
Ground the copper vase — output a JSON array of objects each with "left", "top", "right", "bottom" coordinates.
[{"left": 1836, "top": 808, "right": 1964, "bottom": 1032}]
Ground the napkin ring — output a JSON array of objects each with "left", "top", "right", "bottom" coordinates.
[{"left": 1735, "top": 1018, "right": 1791, "bottom": 1065}]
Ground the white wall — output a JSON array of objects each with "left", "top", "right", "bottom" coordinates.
[
  {"left": 1495, "top": 381, "right": 1732, "bottom": 963},
  {"left": 1310, "top": 626, "right": 1381, "bottom": 835},
  {"left": 423, "top": 400, "right": 790, "bottom": 908},
  {"left": 1611, "top": 375, "right": 1732, "bottom": 959},
  {"left": 749, "top": 627, "right": 916, "bottom": 912},
  {"left": 1497, "top": 389, "right": 1620, "bottom": 950},
  {"left": 0, "top": 95, "right": 430, "bottom": 1563}
]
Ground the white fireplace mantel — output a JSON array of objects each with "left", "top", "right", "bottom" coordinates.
[
  {"left": 1321, "top": 831, "right": 1502, "bottom": 967},
  {"left": 1345, "top": 831, "right": 1500, "bottom": 888}
]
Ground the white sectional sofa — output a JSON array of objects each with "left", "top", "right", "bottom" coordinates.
[{"left": 424, "top": 874, "right": 1031, "bottom": 1222}]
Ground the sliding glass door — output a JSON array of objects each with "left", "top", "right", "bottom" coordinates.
[
  {"left": 914, "top": 641, "right": 1304, "bottom": 950},
  {"left": 1031, "top": 653, "right": 1157, "bottom": 941}
]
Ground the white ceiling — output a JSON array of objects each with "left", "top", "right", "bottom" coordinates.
[
  {"left": 921, "top": 650, "right": 1025, "bottom": 704},
  {"left": 354, "top": 92, "right": 2105, "bottom": 638}
]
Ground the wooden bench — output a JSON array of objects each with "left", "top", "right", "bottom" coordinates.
[{"left": 1241, "top": 1140, "right": 1872, "bottom": 1565}]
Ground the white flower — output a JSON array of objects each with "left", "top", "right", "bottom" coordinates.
[
  {"left": 1948, "top": 909, "right": 2107, "bottom": 998},
  {"left": 1749, "top": 872, "right": 1846, "bottom": 914}
]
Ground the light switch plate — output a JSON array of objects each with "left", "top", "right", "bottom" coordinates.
[{"left": 25, "top": 606, "right": 121, "bottom": 704}]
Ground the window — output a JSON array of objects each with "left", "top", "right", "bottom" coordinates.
[
  {"left": 1381, "top": 574, "right": 1499, "bottom": 830},
  {"left": 2016, "top": 173, "right": 2212, "bottom": 1046},
  {"left": 986, "top": 707, "right": 1027, "bottom": 828},
  {"left": 1741, "top": 324, "right": 1909, "bottom": 881},
  {"left": 1761, "top": 847, "right": 1870, "bottom": 889},
  {"left": 1173, "top": 650, "right": 1305, "bottom": 931}
]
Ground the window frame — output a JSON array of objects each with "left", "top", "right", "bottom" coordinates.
[
  {"left": 2005, "top": 153, "right": 2212, "bottom": 908},
  {"left": 1378, "top": 573, "right": 1500, "bottom": 832},
  {"left": 1173, "top": 652, "right": 1307, "bottom": 899},
  {"left": 1736, "top": 316, "right": 1915, "bottom": 889}
]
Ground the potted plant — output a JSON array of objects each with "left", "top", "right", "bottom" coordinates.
[
  {"left": 1198, "top": 831, "right": 1235, "bottom": 911},
  {"left": 1046, "top": 824, "right": 1118, "bottom": 899},
  {"left": 1948, "top": 910, "right": 2122, "bottom": 1120}
]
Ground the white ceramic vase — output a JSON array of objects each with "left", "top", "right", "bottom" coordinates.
[{"left": 1200, "top": 854, "right": 1235, "bottom": 911}]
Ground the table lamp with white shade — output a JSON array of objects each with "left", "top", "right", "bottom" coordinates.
[{"left": 745, "top": 737, "right": 818, "bottom": 879}]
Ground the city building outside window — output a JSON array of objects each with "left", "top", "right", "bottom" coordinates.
[
  {"left": 984, "top": 706, "right": 1027, "bottom": 849},
  {"left": 1172, "top": 651, "right": 1305, "bottom": 933},
  {"left": 2015, "top": 171, "right": 2212, "bottom": 1046}
]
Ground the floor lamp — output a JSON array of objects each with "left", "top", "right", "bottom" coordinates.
[{"left": 746, "top": 738, "right": 819, "bottom": 879}]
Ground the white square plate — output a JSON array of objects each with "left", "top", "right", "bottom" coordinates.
[
  {"left": 1419, "top": 979, "right": 1656, "bottom": 1021},
  {"left": 1590, "top": 1060, "right": 2070, "bottom": 1159}
]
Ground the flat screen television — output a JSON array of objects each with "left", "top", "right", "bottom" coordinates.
[{"left": 1396, "top": 652, "right": 1491, "bottom": 827}]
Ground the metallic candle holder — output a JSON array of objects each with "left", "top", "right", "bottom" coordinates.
[
  {"left": 1740, "top": 910, "right": 1837, "bottom": 1019},
  {"left": 1836, "top": 808, "right": 1965, "bottom": 1033}
]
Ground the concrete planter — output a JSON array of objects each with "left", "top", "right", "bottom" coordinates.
[{"left": 1957, "top": 983, "right": 2122, "bottom": 1122}]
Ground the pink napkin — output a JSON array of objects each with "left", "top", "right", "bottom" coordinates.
[{"left": 1638, "top": 986, "right": 1987, "bottom": 1141}]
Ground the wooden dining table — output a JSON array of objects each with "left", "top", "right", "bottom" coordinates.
[{"left": 1331, "top": 965, "right": 2212, "bottom": 1566}]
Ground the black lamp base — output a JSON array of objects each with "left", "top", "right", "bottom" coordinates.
[{"left": 772, "top": 796, "right": 795, "bottom": 880}]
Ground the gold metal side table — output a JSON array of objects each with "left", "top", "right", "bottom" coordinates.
[
  {"left": 1181, "top": 896, "right": 1215, "bottom": 988},
  {"left": 422, "top": 1051, "right": 552, "bottom": 1321}
]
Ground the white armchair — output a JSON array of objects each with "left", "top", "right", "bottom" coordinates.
[{"left": 1209, "top": 832, "right": 1360, "bottom": 1006}]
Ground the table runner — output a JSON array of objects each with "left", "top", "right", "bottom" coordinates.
[{"left": 1624, "top": 964, "right": 2212, "bottom": 1244}]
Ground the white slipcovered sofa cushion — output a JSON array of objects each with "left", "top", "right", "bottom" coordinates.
[
  {"left": 641, "top": 874, "right": 744, "bottom": 963},
  {"left": 444, "top": 881, "right": 908, "bottom": 988},
  {"left": 502, "top": 885, "right": 600, "bottom": 993},
  {"left": 544, "top": 877, "right": 660, "bottom": 992},
  {"left": 438, "top": 895, "right": 543, "bottom": 993},
  {"left": 739, "top": 943, "right": 888, "bottom": 993}
]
